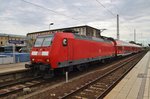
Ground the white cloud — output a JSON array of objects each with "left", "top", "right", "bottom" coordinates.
[
  {"left": 0, "top": 0, "right": 149, "bottom": 45},
  {"left": 73, "top": 2, "right": 83, "bottom": 6}
]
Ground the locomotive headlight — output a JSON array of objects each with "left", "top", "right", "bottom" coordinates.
[
  {"left": 46, "top": 59, "right": 49, "bottom": 62},
  {"left": 32, "top": 58, "right": 35, "bottom": 61}
]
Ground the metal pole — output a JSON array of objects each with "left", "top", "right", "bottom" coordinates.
[
  {"left": 66, "top": 72, "right": 68, "bottom": 83},
  {"left": 13, "top": 44, "right": 16, "bottom": 63},
  {"left": 134, "top": 29, "right": 136, "bottom": 42},
  {"left": 49, "top": 24, "right": 51, "bottom": 34},
  {"left": 117, "top": 14, "right": 119, "bottom": 40},
  {"left": 49, "top": 23, "right": 54, "bottom": 34}
]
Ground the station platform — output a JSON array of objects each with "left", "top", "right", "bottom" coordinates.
[
  {"left": 105, "top": 51, "right": 150, "bottom": 99},
  {"left": 0, "top": 62, "right": 29, "bottom": 74}
]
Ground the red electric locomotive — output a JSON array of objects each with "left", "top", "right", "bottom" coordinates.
[
  {"left": 25, "top": 31, "right": 142, "bottom": 76},
  {"left": 25, "top": 31, "right": 116, "bottom": 74}
]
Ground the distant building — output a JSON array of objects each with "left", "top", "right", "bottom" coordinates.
[
  {"left": 27, "top": 25, "right": 101, "bottom": 46},
  {"left": 0, "top": 33, "right": 26, "bottom": 46}
]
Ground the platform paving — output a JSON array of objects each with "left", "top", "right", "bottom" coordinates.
[
  {"left": 105, "top": 51, "right": 150, "bottom": 99},
  {"left": 0, "top": 62, "right": 29, "bottom": 74}
]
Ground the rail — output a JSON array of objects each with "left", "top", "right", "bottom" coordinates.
[
  {"left": 60, "top": 52, "right": 145, "bottom": 99},
  {"left": 0, "top": 76, "right": 43, "bottom": 97}
]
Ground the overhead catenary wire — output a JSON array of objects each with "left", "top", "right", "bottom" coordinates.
[
  {"left": 94, "top": 0, "right": 119, "bottom": 27},
  {"left": 94, "top": 0, "right": 119, "bottom": 36},
  {"left": 68, "top": 0, "right": 117, "bottom": 32},
  {"left": 7, "top": 0, "right": 132, "bottom": 36},
  {"left": 22, "top": 0, "right": 118, "bottom": 25},
  {"left": 106, "top": 1, "right": 140, "bottom": 42},
  {"left": 21, "top": 0, "right": 117, "bottom": 30},
  {"left": 72, "top": 1, "right": 116, "bottom": 23},
  {"left": 21, "top": 0, "right": 85, "bottom": 23},
  {"left": 95, "top": 0, "right": 134, "bottom": 40},
  {"left": 109, "top": 1, "right": 133, "bottom": 31},
  {"left": 21, "top": 0, "right": 122, "bottom": 35},
  {"left": 95, "top": 0, "right": 132, "bottom": 30},
  {"left": 95, "top": 0, "right": 129, "bottom": 40},
  {"left": 22, "top": 0, "right": 118, "bottom": 27},
  {"left": 95, "top": 0, "right": 116, "bottom": 18}
]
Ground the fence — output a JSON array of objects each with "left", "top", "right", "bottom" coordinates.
[
  {"left": 0, "top": 53, "right": 30, "bottom": 64},
  {"left": 0, "top": 55, "right": 13, "bottom": 64}
]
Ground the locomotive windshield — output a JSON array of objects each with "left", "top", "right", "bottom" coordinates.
[{"left": 34, "top": 36, "right": 53, "bottom": 47}]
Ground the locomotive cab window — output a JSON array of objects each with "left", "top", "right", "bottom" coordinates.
[
  {"left": 42, "top": 36, "right": 53, "bottom": 46},
  {"left": 34, "top": 35, "right": 53, "bottom": 47},
  {"left": 34, "top": 37, "right": 44, "bottom": 47}
]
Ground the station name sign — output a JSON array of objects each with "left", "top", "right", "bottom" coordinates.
[{"left": 8, "top": 40, "right": 24, "bottom": 44}]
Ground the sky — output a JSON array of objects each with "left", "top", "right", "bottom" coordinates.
[{"left": 0, "top": 0, "right": 150, "bottom": 46}]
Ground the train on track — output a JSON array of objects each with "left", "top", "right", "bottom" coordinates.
[{"left": 25, "top": 30, "right": 142, "bottom": 76}]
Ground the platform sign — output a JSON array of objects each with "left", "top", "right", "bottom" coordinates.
[{"left": 8, "top": 40, "right": 24, "bottom": 44}]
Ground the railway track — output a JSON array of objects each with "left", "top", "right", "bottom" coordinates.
[
  {"left": 0, "top": 69, "right": 30, "bottom": 86},
  {"left": 0, "top": 76, "right": 44, "bottom": 97},
  {"left": 0, "top": 52, "right": 146, "bottom": 99},
  {"left": 59, "top": 52, "right": 145, "bottom": 99}
]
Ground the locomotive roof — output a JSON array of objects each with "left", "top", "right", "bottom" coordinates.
[
  {"left": 116, "top": 40, "right": 141, "bottom": 47},
  {"left": 37, "top": 34, "right": 54, "bottom": 37},
  {"left": 73, "top": 33, "right": 114, "bottom": 43},
  {"left": 36, "top": 32, "right": 114, "bottom": 44}
]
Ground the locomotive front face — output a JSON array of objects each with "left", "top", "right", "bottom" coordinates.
[{"left": 30, "top": 35, "right": 53, "bottom": 70}]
